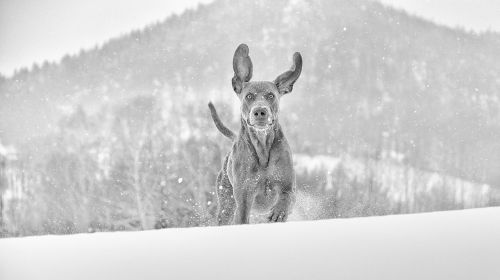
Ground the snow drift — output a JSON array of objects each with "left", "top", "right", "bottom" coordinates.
[{"left": 1, "top": 207, "right": 499, "bottom": 280}]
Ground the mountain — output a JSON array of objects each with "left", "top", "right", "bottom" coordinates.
[{"left": 2, "top": 0, "right": 500, "bottom": 187}]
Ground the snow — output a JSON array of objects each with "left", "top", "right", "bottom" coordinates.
[
  {"left": 1, "top": 207, "right": 499, "bottom": 280},
  {"left": 294, "top": 153, "right": 497, "bottom": 208}
]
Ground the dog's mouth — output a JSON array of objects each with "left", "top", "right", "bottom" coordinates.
[{"left": 247, "top": 116, "right": 274, "bottom": 129}]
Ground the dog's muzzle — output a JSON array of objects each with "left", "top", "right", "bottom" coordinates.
[{"left": 248, "top": 106, "right": 273, "bottom": 128}]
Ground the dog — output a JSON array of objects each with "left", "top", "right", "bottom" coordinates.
[{"left": 208, "top": 43, "right": 302, "bottom": 225}]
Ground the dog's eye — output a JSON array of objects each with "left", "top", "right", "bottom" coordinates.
[
  {"left": 246, "top": 94, "right": 253, "bottom": 100},
  {"left": 266, "top": 93, "right": 274, "bottom": 99}
]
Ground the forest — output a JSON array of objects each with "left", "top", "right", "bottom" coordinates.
[{"left": 1, "top": 0, "right": 500, "bottom": 237}]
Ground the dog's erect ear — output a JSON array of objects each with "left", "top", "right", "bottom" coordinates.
[
  {"left": 232, "top": 44, "right": 253, "bottom": 94},
  {"left": 274, "top": 52, "right": 302, "bottom": 95}
]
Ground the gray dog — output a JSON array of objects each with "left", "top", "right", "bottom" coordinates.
[{"left": 208, "top": 43, "right": 302, "bottom": 225}]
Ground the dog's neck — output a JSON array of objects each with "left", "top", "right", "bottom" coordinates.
[{"left": 240, "top": 118, "right": 281, "bottom": 167}]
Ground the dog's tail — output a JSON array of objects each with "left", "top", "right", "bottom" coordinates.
[{"left": 208, "top": 102, "right": 236, "bottom": 141}]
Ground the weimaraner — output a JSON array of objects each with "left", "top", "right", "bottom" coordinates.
[{"left": 208, "top": 43, "right": 302, "bottom": 225}]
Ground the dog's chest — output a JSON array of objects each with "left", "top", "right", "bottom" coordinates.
[{"left": 228, "top": 141, "right": 294, "bottom": 187}]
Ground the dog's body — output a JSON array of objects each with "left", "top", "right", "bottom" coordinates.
[{"left": 209, "top": 44, "right": 302, "bottom": 225}]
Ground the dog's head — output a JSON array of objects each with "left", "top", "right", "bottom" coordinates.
[{"left": 231, "top": 44, "right": 302, "bottom": 130}]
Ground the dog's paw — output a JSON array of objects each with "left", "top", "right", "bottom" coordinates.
[{"left": 268, "top": 202, "right": 289, "bottom": 222}]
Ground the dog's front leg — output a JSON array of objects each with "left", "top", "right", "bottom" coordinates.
[
  {"left": 233, "top": 187, "right": 255, "bottom": 224},
  {"left": 269, "top": 184, "right": 295, "bottom": 222}
]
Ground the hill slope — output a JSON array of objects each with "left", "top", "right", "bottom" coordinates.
[{"left": 1, "top": 207, "right": 499, "bottom": 280}]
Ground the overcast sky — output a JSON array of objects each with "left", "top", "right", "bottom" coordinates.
[
  {"left": 1, "top": 0, "right": 499, "bottom": 77},
  {"left": 379, "top": 0, "right": 500, "bottom": 32},
  {"left": 0, "top": 0, "right": 213, "bottom": 77}
]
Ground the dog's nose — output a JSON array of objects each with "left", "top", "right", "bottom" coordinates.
[{"left": 252, "top": 107, "right": 269, "bottom": 118}]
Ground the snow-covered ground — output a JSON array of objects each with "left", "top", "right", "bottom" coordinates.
[{"left": 1, "top": 207, "right": 499, "bottom": 280}]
